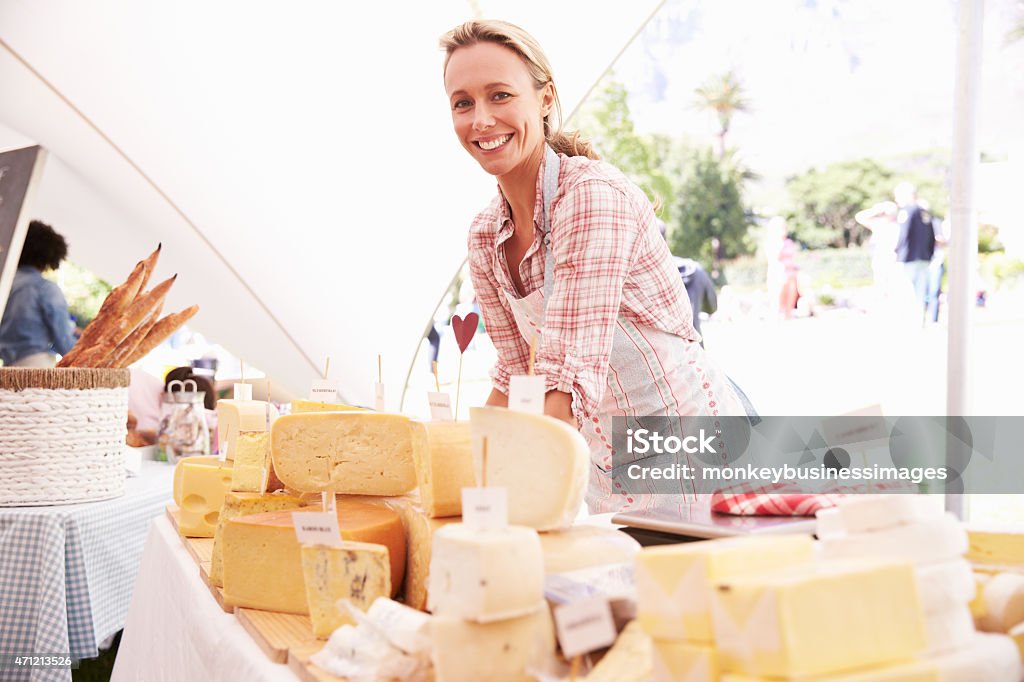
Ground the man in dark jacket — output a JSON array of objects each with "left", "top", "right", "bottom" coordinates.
[
  {"left": 674, "top": 256, "right": 717, "bottom": 340},
  {"left": 893, "top": 182, "right": 936, "bottom": 321}
]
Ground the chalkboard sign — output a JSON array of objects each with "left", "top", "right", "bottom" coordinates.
[{"left": 0, "top": 146, "right": 48, "bottom": 322}]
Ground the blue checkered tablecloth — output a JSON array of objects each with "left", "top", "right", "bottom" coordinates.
[{"left": 0, "top": 461, "right": 175, "bottom": 682}]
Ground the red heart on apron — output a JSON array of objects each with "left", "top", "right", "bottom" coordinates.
[{"left": 451, "top": 313, "right": 479, "bottom": 353}]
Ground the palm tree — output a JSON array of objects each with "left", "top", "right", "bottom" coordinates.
[{"left": 693, "top": 70, "right": 750, "bottom": 160}]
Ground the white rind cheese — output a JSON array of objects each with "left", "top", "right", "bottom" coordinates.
[
  {"left": 819, "top": 514, "right": 967, "bottom": 565},
  {"left": 834, "top": 495, "right": 941, "bottom": 534},
  {"left": 538, "top": 524, "right": 641, "bottom": 575},
  {"left": 469, "top": 407, "right": 588, "bottom": 531},
  {"left": 924, "top": 605, "right": 977, "bottom": 655},
  {"left": 915, "top": 560, "right": 976, "bottom": 615},
  {"left": 430, "top": 608, "right": 555, "bottom": 682}
]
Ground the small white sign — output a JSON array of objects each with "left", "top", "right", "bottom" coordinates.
[
  {"left": 509, "top": 374, "right": 546, "bottom": 415},
  {"left": 374, "top": 383, "right": 386, "bottom": 412},
  {"left": 461, "top": 487, "right": 508, "bottom": 530},
  {"left": 553, "top": 597, "right": 617, "bottom": 659},
  {"left": 427, "top": 392, "right": 454, "bottom": 421},
  {"left": 233, "top": 383, "right": 253, "bottom": 401},
  {"left": 309, "top": 379, "right": 340, "bottom": 403},
  {"left": 292, "top": 510, "right": 343, "bottom": 548},
  {"left": 322, "top": 491, "right": 337, "bottom": 514},
  {"left": 218, "top": 440, "right": 229, "bottom": 462}
]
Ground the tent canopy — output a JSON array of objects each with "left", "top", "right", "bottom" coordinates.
[{"left": 0, "top": 0, "right": 660, "bottom": 402}]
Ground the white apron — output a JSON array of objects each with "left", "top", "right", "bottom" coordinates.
[{"left": 503, "top": 147, "right": 746, "bottom": 514}]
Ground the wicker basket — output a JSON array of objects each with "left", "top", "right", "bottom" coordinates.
[{"left": 0, "top": 367, "right": 130, "bottom": 506}]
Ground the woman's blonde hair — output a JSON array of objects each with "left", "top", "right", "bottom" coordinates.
[{"left": 440, "top": 20, "right": 599, "bottom": 160}]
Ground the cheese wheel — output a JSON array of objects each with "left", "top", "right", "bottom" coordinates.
[
  {"left": 221, "top": 499, "right": 405, "bottom": 613},
  {"left": 290, "top": 399, "right": 366, "bottom": 413},
  {"left": 209, "top": 491, "right": 304, "bottom": 588},
  {"left": 270, "top": 412, "right": 416, "bottom": 495},
  {"left": 430, "top": 608, "right": 555, "bottom": 682},
  {"left": 835, "top": 495, "right": 941, "bottom": 534},
  {"left": 819, "top": 513, "right": 968, "bottom": 565},
  {"left": 410, "top": 420, "right": 473, "bottom": 518}
]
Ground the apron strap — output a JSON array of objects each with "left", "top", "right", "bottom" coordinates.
[{"left": 541, "top": 145, "right": 560, "bottom": 303}]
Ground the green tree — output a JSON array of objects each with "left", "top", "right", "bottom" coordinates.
[
  {"left": 785, "top": 159, "right": 895, "bottom": 248},
  {"left": 670, "top": 148, "right": 755, "bottom": 272},
  {"left": 693, "top": 70, "right": 750, "bottom": 160}
]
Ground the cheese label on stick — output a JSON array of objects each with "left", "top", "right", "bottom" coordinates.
[
  {"left": 462, "top": 487, "right": 508, "bottom": 531},
  {"left": 293, "top": 511, "right": 344, "bottom": 548},
  {"left": 427, "top": 392, "right": 454, "bottom": 421},
  {"left": 554, "top": 596, "right": 617, "bottom": 658},
  {"left": 508, "top": 374, "right": 546, "bottom": 415},
  {"left": 374, "top": 383, "right": 386, "bottom": 411},
  {"left": 309, "top": 379, "right": 340, "bottom": 403},
  {"left": 233, "top": 383, "right": 252, "bottom": 401}
]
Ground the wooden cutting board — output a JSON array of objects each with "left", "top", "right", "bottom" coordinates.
[
  {"left": 287, "top": 645, "right": 344, "bottom": 682},
  {"left": 236, "top": 608, "right": 319, "bottom": 664}
]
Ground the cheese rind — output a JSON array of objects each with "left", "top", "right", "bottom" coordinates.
[
  {"left": 470, "top": 407, "right": 588, "bottom": 531},
  {"left": 653, "top": 640, "right": 719, "bottom": 682},
  {"left": 712, "top": 558, "right": 927, "bottom": 678},
  {"left": 209, "top": 491, "right": 304, "bottom": 588},
  {"left": 230, "top": 432, "right": 271, "bottom": 493},
  {"left": 636, "top": 534, "right": 816, "bottom": 641},
  {"left": 301, "top": 542, "right": 391, "bottom": 639},
  {"left": 427, "top": 523, "right": 544, "bottom": 622},
  {"left": 538, "top": 525, "right": 641, "bottom": 575},
  {"left": 819, "top": 514, "right": 967, "bottom": 565},
  {"left": 221, "top": 499, "right": 406, "bottom": 613},
  {"left": 410, "top": 420, "right": 473, "bottom": 518},
  {"left": 216, "top": 400, "right": 277, "bottom": 460},
  {"left": 430, "top": 608, "right": 555, "bottom": 682},
  {"left": 375, "top": 497, "right": 458, "bottom": 611},
  {"left": 270, "top": 412, "right": 416, "bottom": 495},
  {"left": 290, "top": 399, "right": 366, "bottom": 413},
  {"left": 173, "top": 456, "right": 234, "bottom": 537}
]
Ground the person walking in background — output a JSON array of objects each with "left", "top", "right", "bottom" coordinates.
[
  {"left": 893, "top": 182, "right": 936, "bottom": 324},
  {"left": 855, "top": 200, "right": 899, "bottom": 307},
  {"left": 674, "top": 256, "right": 717, "bottom": 339},
  {"left": 0, "top": 220, "right": 78, "bottom": 367},
  {"left": 926, "top": 213, "right": 950, "bottom": 323},
  {"left": 778, "top": 231, "right": 800, "bottom": 319}
]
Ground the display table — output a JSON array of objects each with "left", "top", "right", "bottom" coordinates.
[
  {"left": 0, "top": 461, "right": 175, "bottom": 682},
  {"left": 110, "top": 515, "right": 297, "bottom": 682}
]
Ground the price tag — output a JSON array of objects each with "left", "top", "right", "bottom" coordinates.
[
  {"left": 233, "top": 383, "right": 253, "bottom": 401},
  {"left": 292, "top": 511, "right": 343, "bottom": 548},
  {"left": 509, "top": 374, "right": 546, "bottom": 414},
  {"left": 218, "top": 440, "right": 229, "bottom": 462},
  {"left": 374, "top": 383, "right": 386, "bottom": 412},
  {"left": 461, "top": 487, "right": 508, "bottom": 530},
  {"left": 553, "top": 597, "right": 617, "bottom": 659},
  {"left": 427, "top": 392, "right": 454, "bottom": 421},
  {"left": 309, "top": 379, "right": 340, "bottom": 403}
]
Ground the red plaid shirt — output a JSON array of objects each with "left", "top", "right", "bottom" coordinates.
[{"left": 467, "top": 152, "right": 700, "bottom": 419}]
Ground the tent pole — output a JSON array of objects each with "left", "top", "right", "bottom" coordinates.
[{"left": 945, "top": 0, "right": 984, "bottom": 520}]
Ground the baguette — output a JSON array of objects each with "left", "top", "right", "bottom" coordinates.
[
  {"left": 73, "top": 275, "right": 177, "bottom": 367},
  {"left": 135, "top": 243, "right": 162, "bottom": 297},
  {"left": 102, "top": 305, "right": 163, "bottom": 368},
  {"left": 57, "top": 259, "right": 147, "bottom": 367},
  {"left": 119, "top": 305, "right": 199, "bottom": 368}
]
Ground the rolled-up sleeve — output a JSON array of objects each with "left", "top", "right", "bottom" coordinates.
[
  {"left": 40, "top": 281, "right": 76, "bottom": 355},
  {"left": 468, "top": 227, "right": 530, "bottom": 396},
  {"left": 533, "top": 180, "right": 642, "bottom": 418}
]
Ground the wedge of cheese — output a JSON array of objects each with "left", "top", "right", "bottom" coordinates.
[
  {"left": 291, "top": 399, "right": 366, "bottom": 413},
  {"left": 636, "top": 534, "right": 815, "bottom": 641},
  {"left": 712, "top": 558, "right": 926, "bottom": 678},
  {"left": 585, "top": 621, "right": 653, "bottom": 682},
  {"left": 230, "top": 432, "right": 272, "bottom": 493},
  {"left": 217, "top": 399, "right": 277, "bottom": 460},
  {"left": 469, "top": 407, "right": 588, "bottom": 531},
  {"left": 209, "top": 491, "right": 304, "bottom": 588},
  {"left": 173, "top": 456, "right": 234, "bottom": 537},
  {"left": 221, "top": 499, "right": 405, "bottom": 614},
  {"left": 819, "top": 514, "right": 967, "bottom": 565},
  {"left": 302, "top": 542, "right": 391, "bottom": 639},
  {"left": 431, "top": 607, "right": 555, "bottom": 682},
  {"left": 653, "top": 640, "right": 719, "bottom": 682},
  {"left": 270, "top": 412, "right": 416, "bottom": 495},
  {"left": 967, "top": 527, "right": 1024, "bottom": 566},
  {"left": 410, "top": 420, "right": 473, "bottom": 518},
  {"left": 427, "top": 523, "right": 544, "bottom": 622},
  {"left": 538, "top": 524, "right": 640, "bottom": 574}
]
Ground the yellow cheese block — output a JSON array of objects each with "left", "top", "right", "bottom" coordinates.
[
  {"left": 539, "top": 525, "right": 640, "bottom": 575},
  {"left": 410, "top": 420, "right": 473, "bottom": 518},
  {"left": 585, "top": 621, "right": 652, "bottom": 682},
  {"left": 221, "top": 499, "right": 406, "bottom": 614},
  {"left": 652, "top": 640, "right": 718, "bottom": 682},
  {"left": 230, "top": 432, "right": 271, "bottom": 493},
  {"left": 270, "top": 412, "right": 416, "bottom": 495},
  {"left": 290, "top": 399, "right": 366, "bottom": 413},
  {"left": 216, "top": 399, "right": 277, "bottom": 460},
  {"left": 172, "top": 456, "right": 234, "bottom": 537},
  {"left": 431, "top": 607, "right": 555, "bottom": 682},
  {"left": 301, "top": 542, "right": 391, "bottom": 639},
  {"left": 712, "top": 558, "right": 927, "bottom": 678},
  {"left": 967, "top": 527, "right": 1024, "bottom": 566},
  {"left": 636, "top": 534, "right": 815, "bottom": 642},
  {"left": 209, "top": 491, "right": 304, "bottom": 588}
]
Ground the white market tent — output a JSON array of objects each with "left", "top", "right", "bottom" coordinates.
[{"left": 0, "top": 0, "right": 662, "bottom": 404}]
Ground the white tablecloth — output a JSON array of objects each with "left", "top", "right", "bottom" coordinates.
[
  {"left": 0, "top": 461, "right": 175, "bottom": 682},
  {"left": 111, "top": 515, "right": 297, "bottom": 682}
]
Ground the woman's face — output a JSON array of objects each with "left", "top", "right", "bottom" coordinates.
[{"left": 444, "top": 42, "right": 552, "bottom": 179}]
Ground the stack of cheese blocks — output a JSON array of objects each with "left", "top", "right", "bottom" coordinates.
[
  {"left": 811, "top": 495, "right": 1023, "bottom": 681},
  {"left": 965, "top": 526, "right": 1024, "bottom": 666},
  {"left": 635, "top": 534, "right": 817, "bottom": 682}
]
